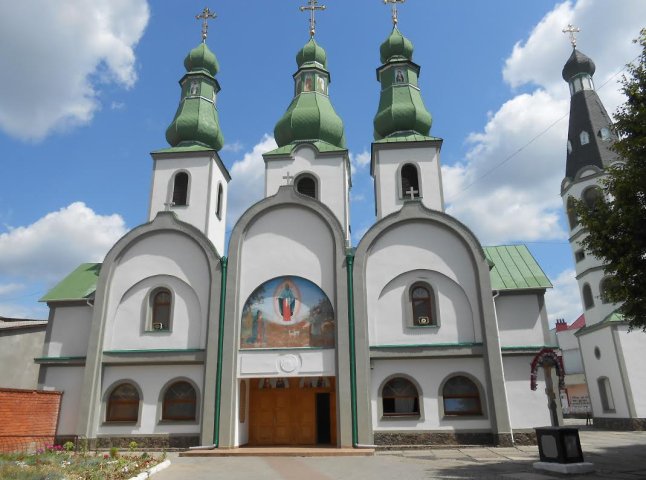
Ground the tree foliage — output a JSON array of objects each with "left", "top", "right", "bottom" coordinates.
[{"left": 575, "top": 29, "right": 646, "bottom": 331}]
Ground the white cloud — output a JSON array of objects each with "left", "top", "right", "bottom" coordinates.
[
  {"left": 443, "top": 0, "right": 646, "bottom": 245},
  {"left": 350, "top": 150, "right": 371, "bottom": 170},
  {"left": 545, "top": 268, "right": 582, "bottom": 327},
  {"left": 0, "top": 283, "right": 25, "bottom": 297},
  {"left": 0, "top": 202, "right": 126, "bottom": 282},
  {"left": 0, "top": 0, "right": 149, "bottom": 141},
  {"left": 226, "top": 135, "right": 277, "bottom": 229},
  {"left": 222, "top": 141, "right": 244, "bottom": 153}
]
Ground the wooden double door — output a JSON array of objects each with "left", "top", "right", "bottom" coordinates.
[{"left": 249, "top": 377, "right": 336, "bottom": 446}]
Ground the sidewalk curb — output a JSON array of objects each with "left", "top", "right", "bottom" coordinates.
[{"left": 128, "top": 459, "right": 171, "bottom": 479}]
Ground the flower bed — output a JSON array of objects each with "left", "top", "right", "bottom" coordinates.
[{"left": 0, "top": 443, "right": 164, "bottom": 480}]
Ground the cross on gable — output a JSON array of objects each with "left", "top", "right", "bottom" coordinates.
[
  {"left": 562, "top": 24, "right": 580, "bottom": 48},
  {"left": 300, "top": 0, "right": 326, "bottom": 37},
  {"left": 196, "top": 7, "right": 217, "bottom": 43},
  {"left": 405, "top": 186, "right": 418, "bottom": 200},
  {"left": 282, "top": 172, "right": 295, "bottom": 185},
  {"left": 384, "top": 0, "right": 405, "bottom": 26}
]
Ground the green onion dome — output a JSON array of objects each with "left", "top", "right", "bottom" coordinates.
[
  {"left": 296, "top": 38, "right": 327, "bottom": 68},
  {"left": 184, "top": 42, "right": 219, "bottom": 76},
  {"left": 274, "top": 39, "right": 345, "bottom": 149},
  {"left": 380, "top": 27, "right": 414, "bottom": 63},
  {"left": 165, "top": 42, "right": 224, "bottom": 151}
]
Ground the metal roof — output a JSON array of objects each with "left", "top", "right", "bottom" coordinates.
[
  {"left": 484, "top": 245, "right": 552, "bottom": 291},
  {"left": 39, "top": 263, "right": 101, "bottom": 302}
]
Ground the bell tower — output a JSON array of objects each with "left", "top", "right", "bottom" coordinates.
[
  {"left": 371, "top": 2, "right": 443, "bottom": 220},
  {"left": 148, "top": 8, "right": 230, "bottom": 256}
]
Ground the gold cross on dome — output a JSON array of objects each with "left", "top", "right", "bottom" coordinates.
[
  {"left": 384, "top": 0, "right": 405, "bottom": 26},
  {"left": 300, "top": 0, "right": 326, "bottom": 38},
  {"left": 562, "top": 24, "right": 580, "bottom": 48},
  {"left": 196, "top": 7, "right": 217, "bottom": 43}
]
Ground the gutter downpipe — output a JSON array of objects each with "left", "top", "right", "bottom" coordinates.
[
  {"left": 346, "top": 253, "right": 359, "bottom": 447},
  {"left": 212, "top": 256, "right": 228, "bottom": 447},
  {"left": 491, "top": 289, "right": 514, "bottom": 445}
]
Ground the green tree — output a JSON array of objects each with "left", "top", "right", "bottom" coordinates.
[{"left": 575, "top": 29, "right": 646, "bottom": 331}]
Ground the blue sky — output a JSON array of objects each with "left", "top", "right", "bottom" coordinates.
[{"left": 0, "top": 0, "right": 644, "bottom": 322}]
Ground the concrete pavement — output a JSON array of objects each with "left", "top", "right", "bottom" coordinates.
[{"left": 152, "top": 429, "right": 646, "bottom": 480}]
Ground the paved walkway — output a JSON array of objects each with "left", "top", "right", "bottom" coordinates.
[{"left": 153, "top": 429, "right": 646, "bottom": 480}]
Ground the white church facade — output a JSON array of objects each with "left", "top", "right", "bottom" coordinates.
[{"left": 35, "top": 13, "right": 568, "bottom": 449}]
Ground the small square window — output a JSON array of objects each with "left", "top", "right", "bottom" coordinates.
[{"left": 575, "top": 250, "right": 585, "bottom": 262}]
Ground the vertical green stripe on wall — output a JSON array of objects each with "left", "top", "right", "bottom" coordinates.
[
  {"left": 213, "top": 256, "right": 227, "bottom": 446},
  {"left": 346, "top": 253, "right": 359, "bottom": 446}
]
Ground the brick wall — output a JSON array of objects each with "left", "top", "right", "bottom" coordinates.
[{"left": 0, "top": 388, "right": 63, "bottom": 453}]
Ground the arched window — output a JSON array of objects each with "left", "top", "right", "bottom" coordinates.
[
  {"left": 216, "top": 183, "right": 223, "bottom": 219},
  {"left": 162, "top": 381, "right": 197, "bottom": 421},
  {"left": 410, "top": 283, "right": 435, "bottom": 326},
  {"left": 582, "top": 187, "right": 603, "bottom": 210},
  {"left": 151, "top": 289, "right": 172, "bottom": 331},
  {"left": 580, "top": 131, "right": 590, "bottom": 145},
  {"left": 400, "top": 164, "right": 420, "bottom": 199},
  {"left": 599, "top": 127, "right": 611, "bottom": 141},
  {"left": 442, "top": 375, "right": 482, "bottom": 416},
  {"left": 567, "top": 197, "right": 579, "bottom": 229},
  {"left": 582, "top": 284, "right": 594, "bottom": 310},
  {"left": 382, "top": 377, "right": 420, "bottom": 417},
  {"left": 296, "top": 175, "right": 317, "bottom": 198},
  {"left": 107, "top": 383, "right": 140, "bottom": 422},
  {"left": 597, "top": 377, "right": 615, "bottom": 412},
  {"left": 599, "top": 277, "right": 612, "bottom": 304},
  {"left": 172, "top": 172, "right": 189, "bottom": 206}
]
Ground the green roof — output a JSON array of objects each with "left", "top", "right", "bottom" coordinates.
[
  {"left": 40, "top": 263, "right": 101, "bottom": 302},
  {"left": 575, "top": 310, "right": 625, "bottom": 336},
  {"left": 264, "top": 140, "right": 347, "bottom": 157},
  {"left": 484, "top": 245, "right": 552, "bottom": 291},
  {"left": 151, "top": 143, "right": 216, "bottom": 154},
  {"left": 374, "top": 132, "right": 442, "bottom": 144}
]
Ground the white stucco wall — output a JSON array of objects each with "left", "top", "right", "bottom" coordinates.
[
  {"left": 238, "top": 349, "right": 335, "bottom": 378},
  {"left": 265, "top": 146, "right": 349, "bottom": 241},
  {"left": 502, "top": 356, "right": 551, "bottom": 429},
  {"left": 46, "top": 306, "right": 93, "bottom": 357},
  {"left": 149, "top": 155, "right": 227, "bottom": 255},
  {"left": 238, "top": 206, "right": 335, "bottom": 314},
  {"left": 97, "top": 364, "right": 203, "bottom": 436},
  {"left": 43, "top": 366, "right": 85, "bottom": 436},
  {"left": 103, "top": 231, "right": 210, "bottom": 351},
  {"left": 616, "top": 326, "right": 646, "bottom": 417},
  {"left": 366, "top": 221, "right": 482, "bottom": 346},
  {"left": 496, "top": 294, "right": 547, "bottom": 347},
  {"left": 371, "top": 358, "right": 491, "bottom": 431},
  {"left": 373, "top": 143, "right": 443, "bottom": 219},
  {"left": 579, "top": 327, "right": 630, "bottom": 417}
]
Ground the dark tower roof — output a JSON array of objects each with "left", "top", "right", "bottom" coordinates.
[
  {"left": 563, "top": 48, "right": 618, "bottom": 179},
  {"left": 562, "top": 49, "right": 596, "bottom": 81}
]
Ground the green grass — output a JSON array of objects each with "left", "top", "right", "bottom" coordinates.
[{"left": 0, "top": 447, "right": 163, "bottom": 480}]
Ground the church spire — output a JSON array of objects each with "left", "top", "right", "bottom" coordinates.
[
  {"left": 273, "top": 3, "right": 346, "bottom": 150},
  {"left": 373, "top": 4, "right": 432, "bottom": 141},
  {"left": 561, "top": 28, "right": 617, "bottom": 179},
  {"left": 165, "top": 8, "right": 224, "bottom": 151}
]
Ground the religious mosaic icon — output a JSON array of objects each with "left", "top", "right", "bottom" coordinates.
[
  {"left": 394, "top": 68, "right": 406, "bottom": 84},
  {"left": 240, "top": 276, "right": 335, "bottom": 349}
]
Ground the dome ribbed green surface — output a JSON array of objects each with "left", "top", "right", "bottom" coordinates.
[
  {"left": 296, "top": 38, "right": 327, "bottom": 68},
  {"left": 380, "top": 27, "right": 413, "bottom": 63},
  {"left": 274, "top": 39, "right": 345, "bottom": 149},
  {"left": 165, "top": 42, "right": 223, "bottom": 151},
  {"left": 184, "top": 42, "right": 219, "bottom": 76},
  {"left": 373, "top": 28, "right": 432, "bottom": 140}
]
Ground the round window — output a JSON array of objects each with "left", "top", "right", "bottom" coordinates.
[{"left": 594, "top": 346, "right": 601, "bottom": 359}]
